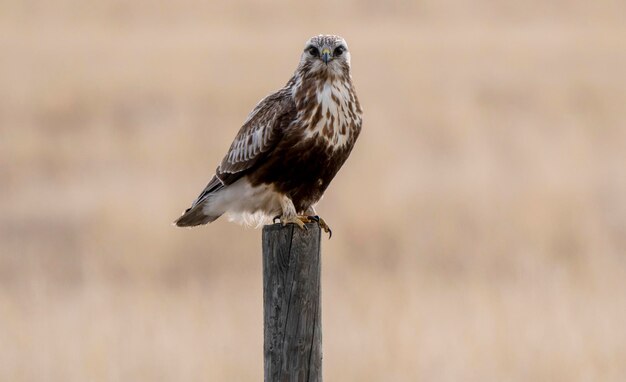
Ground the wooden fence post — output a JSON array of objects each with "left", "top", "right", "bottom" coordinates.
[{"left": 262, "top": 222, "right": 322, "bottom": 382}]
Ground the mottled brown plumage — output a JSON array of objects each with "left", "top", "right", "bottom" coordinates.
[{"left": 175, "top": 35, "right": 362, "bottom": 231}]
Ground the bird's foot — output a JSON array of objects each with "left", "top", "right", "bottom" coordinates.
[
  {"left": 280, "top": 215, "right": 309, "bottom": 230},
  {"left": 307, "top": 215, "right": 332, "bottom": 239},
  {"left": 278, "top": 215, "right": 332, "bottom": 238}
]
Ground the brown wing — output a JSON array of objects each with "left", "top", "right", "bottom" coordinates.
[
  {"left": 189, "top": 89, "right": 296, "bottom": 208},
  {"left": 217, "top": 90, "right": 295, "bottom": 181}
]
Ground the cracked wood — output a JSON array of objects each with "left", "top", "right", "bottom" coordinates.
[{"left": 263, "top": 223, "right": 322, "bottom": 382}]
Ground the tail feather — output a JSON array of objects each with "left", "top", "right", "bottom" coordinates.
[
  {"left": 174, "top": 203, "right": 221, "bottom": 227},
  {"left": 175, "top": 175, "right": 225, "bottom": 227}
]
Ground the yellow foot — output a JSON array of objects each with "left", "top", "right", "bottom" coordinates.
[
  {"left": 280, "top": 215, "right": 309, "bottom": 230},
  {"left": 279, "top": 215, "right": 332, "bottom": 238}
]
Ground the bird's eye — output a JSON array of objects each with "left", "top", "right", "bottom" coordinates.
[
  {"left": 307, "top": 46, "right": 320, "bottom": 56},
  {"left": 333, "top": 46, "right": 345, "bottom": 56}
]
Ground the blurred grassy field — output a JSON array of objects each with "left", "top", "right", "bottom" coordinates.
[{"left": 1, "top": 0, "right": 626, "bottom": 380}]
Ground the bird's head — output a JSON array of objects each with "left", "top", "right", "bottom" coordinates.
[{"left": 299, "top": 35, "right": 351, "bottom": 76}]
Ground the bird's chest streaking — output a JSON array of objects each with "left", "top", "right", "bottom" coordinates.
[
  {"left": 249, "top": 77, "right": 362, "bottom": 212},
  {"left": 303, "top": 80, "right": 360, "bottom": 147}
]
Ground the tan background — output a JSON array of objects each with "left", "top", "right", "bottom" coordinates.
[{"left": 2, "top": 0, "right": 626, "bottom": 380}]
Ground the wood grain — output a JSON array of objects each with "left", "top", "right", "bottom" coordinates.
[{"left": 263, "top": 222, "right": 322, "bottom": 382}]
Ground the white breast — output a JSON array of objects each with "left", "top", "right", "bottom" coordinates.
[{"left": 304, "top": 81, "right": 359, "bottom": 149}]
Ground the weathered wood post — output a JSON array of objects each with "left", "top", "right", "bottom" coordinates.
[{"left": 262, "top": 222, "right": 322, "bottom": 382}]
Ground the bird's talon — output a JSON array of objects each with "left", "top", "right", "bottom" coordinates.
[
  {"left": 306, "top": 215, "right": 332, "bottom": 238},
  {"left": 280, "top": 215, "right": 308, "bottom": 230}
]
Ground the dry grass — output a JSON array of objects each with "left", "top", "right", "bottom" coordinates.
[{"left": 1, "top": 1, "right": 626, "bottom": 380}]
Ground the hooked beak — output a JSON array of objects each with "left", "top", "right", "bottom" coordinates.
[{"left": 321, "top": 47, "right": 331, "bottom": 64}]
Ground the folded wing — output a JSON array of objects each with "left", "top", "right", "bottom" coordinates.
[{"left": 178, "top": 89, "right": 296, "bottom": 223}]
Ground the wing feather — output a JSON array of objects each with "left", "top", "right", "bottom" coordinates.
[
  {"left": 218, "top": 89, "right": 295, "bottom": 177},
  {"left": 188, "top": 88, "right": 295, "bottom": 208}
]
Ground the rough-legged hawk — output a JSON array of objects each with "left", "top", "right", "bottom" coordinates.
[{"left": 175, "top": 35, "right": 362, "bottom": 236}]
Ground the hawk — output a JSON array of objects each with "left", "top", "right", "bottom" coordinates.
[{"left": 175, "top": 35, "right": 362, "bottom": 236}]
